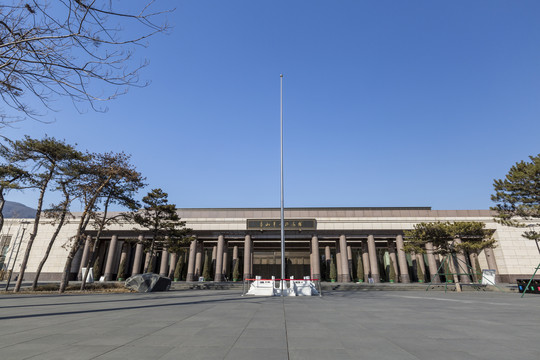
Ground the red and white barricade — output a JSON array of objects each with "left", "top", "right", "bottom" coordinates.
[{"left": 243, "top": 276, "right": 321, "bottom": 296}]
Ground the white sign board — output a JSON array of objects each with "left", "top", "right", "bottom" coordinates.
[{"left": 482, "top": 269, "right": 496, "bottom": 285}]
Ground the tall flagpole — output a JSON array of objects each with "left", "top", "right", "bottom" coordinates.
[{"left": 280, "top": 74, "right": 285, "bottom": 296}]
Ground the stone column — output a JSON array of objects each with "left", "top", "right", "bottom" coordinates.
[
  {"left": 453, "top": 237, "right": 470, "bottom": 284},
  {"left": 215, "top": 235, "right": 225, "bottom": 282},
  {"left": 233, "top": 245, "right": 239, "bottom": 262},
  {"left": 387, "top": 240, "right": 399, "bottom": 281},
  {"left": 103, "top": 235, "right": 118, "bottom": 281},
  {"left": 159, "top": 247, "right": 169, "bottom": 277},
  {"left": 325, "top": 246, "right": 331, "bottom": 266},
  {"left": 186, "top": 239, "right": 197, "bottom": 281},
  {"left": 339, "top": 236, "right": 350, "bottom": 282},
  {"left": 311, "top": 236, "right": 321, "bottom": 280},
  {"left": 395, "top": 234, "right": 410, "bottom": 283},
  {"left": 243, "top": 235, "right": 252, "bottom": 280},
  {"left": 484, "top": 247, "right": 500, "bottom": 282},
  {"left": 169, "top": 252, "right": 178, "bottom": 279},
  {"left": 425, "top": 242, "right": 440, "bottom": 283},
  {"left": 335, "top": 240, "right": 342, "bottom": 281},
  {"left": 194, "top": 241, "right": 203, "bottom": 278},
  {"left": 310, "top": 248, "right": 314, "bottom": 279},
  {"left": 324, "top": 246, "right": 331, "bottom": 280},
  {"left": 78, "top": 235, "right": 93, "bottom": 280},
  {"left": 367, "top": 235, "right": 380, "bottom": 283},
  {"left": 361, "top": 240, "right": 370, "bottom": 283},
  {"left": 222, "top": 243, "right": 229, "bottom": 280},
  {"left": 232, "top": 245, "right": 239, "bottom": 276}
]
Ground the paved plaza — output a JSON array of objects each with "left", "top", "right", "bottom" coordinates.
[{"left": 0, "top": 289, "right": 539, "bottom": 360}]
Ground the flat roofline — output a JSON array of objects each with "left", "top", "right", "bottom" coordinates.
[{"left": 174, "top": 206, "right": 432, "bottom": 211}]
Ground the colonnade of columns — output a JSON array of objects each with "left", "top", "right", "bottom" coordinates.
[{"left": 74, "top": 233, "right": 499, "bottom": 283}]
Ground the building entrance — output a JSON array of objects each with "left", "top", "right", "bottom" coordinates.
[{"left": 252, "top": 251, "right": 310, "bottom": 279}]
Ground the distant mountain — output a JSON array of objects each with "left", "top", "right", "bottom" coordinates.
[{"left": 2, "top": 201, "right": 36, "bottom": 218}]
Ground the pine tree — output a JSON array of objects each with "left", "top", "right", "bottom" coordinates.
[
  {"left": 444, "top": 257, "right": 452, "bottom": 283},
  {"left": 492, "top": 154, "right": 540, "bottom": 253},
  {"left": 202, "top": 251, "right": 212, "bottom": 281},
  {"left": 0, "top": 161, "right": 28, "bottom": 234},
  {"left": 133, "top": 189, "right": 191, "bottom": 273},
  {"left": 117, "top": 257, "right": 127, "bottom": 281},
  {"left": 174, "top": 254, "right": 184, "bottom": 281},
  {"left": 329, "top": 256, "right": 337, "bottom": 282},
  {"left": 320, "top": 259, "right": 327, "bottom": 281},
  {"left": 475, "top": 255, "right": 483, "bottom": 283},
  {"left": 93, "top": 254, "right": 102, "bottom": 280},
  {"left": 232, "top": 259, "right": 240, "bottom": 281},
  {"left": 60, "top": 152, "right": 142, "bottom": 293},
  {"left": 6, "top": 136, "right": 86, "bottom": 292},
  {"left": 389, "top": 258, "right": 396, "bottom": 283},
  {"left": 416, "top": 259, "right": 424, "bottom": 283},
  {"left": 404, "top": 221, "right": 496, "bottom": 256}
]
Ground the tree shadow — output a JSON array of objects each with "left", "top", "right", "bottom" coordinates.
[
  {"left": 0, "top": 290, "right": 243, "bottom": 310},
  {"left": 0, "top": 295, "right": 261, "bottom": 321}
]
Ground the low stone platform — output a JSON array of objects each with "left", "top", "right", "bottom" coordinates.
[
  {"left": 169, "top": 281, "right": 516, "bottom": 293},
  {"left": 1, "top": 280, "right": 518, "bottom": 293}
]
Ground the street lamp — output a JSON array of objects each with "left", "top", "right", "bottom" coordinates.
[{"left": 5, "top": 221, "right": 30, "bottom": 291}]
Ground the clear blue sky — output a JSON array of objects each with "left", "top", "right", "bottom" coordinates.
[{"left": 3, "top": 1, "right": 540, "bottom": 211}]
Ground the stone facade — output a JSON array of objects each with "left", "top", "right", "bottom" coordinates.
[{"left": 0, "top": 207, "right": 538, "bottom": 284}]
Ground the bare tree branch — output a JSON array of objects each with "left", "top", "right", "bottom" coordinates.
[{"left": 0, "top": 1, "right": 172, "bottom": 125}]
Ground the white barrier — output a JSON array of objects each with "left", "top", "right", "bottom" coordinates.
[{"left": 244, "top": 276, "right": 320, "bottom": 296}]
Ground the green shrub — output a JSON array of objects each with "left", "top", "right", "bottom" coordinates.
[
  {"left": 417, "top": 259, "right": 424, "bottom": 282},
  {"left": 174, "top": 254, "right": 184, "bottom": 281},
  {"left": 202, "top": 250, "right": 212, "bottom": 281},
  {"left": 356, "top": 254, "right": 364, "bottom": 282},
  {"left": 93, "top": 254, "right": 102, "bottom": 280},
  {"left": 232, "top": 259, "right": 240, "bottom": 281},
  {"left": 475, "top": 255, "right": 482, "bottom": 282},
  {"left": 117, "top": 257, "right": 126, "bottom": 281},
  {"left": 444, "top": 258, "right": 452, "bottom": 282},
  {"left": 389, "top": 258, "right": 396, "bottom": 283},
  {"left": 329, "top": 256, "right": 337, "bottom": 281}
]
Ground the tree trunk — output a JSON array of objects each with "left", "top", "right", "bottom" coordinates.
[
  {"left": 59, "top": 175, "right": 113, "bottom": 293},
  {"left": 59, "top": 235, "right": 83, "bottom": 293},
  {"left": 31, "top": 194, "right": 69, "bottom": 290},
  {"left": 80, "top": 198, "right": 111, "bottom": 290},
  {"left": 144, "top": 236, "right": 156, "bottom": 273},
  {"left": 14, "top": 172, "right": 52, "bottom": 293},
  {"left": 0, "top": 187, "right": 5, "bottom": 234},
  {"left": 61, "top": 214, "right": 90, "bottom": 293}
]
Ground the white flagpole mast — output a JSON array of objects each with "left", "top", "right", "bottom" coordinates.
[{"left": 280, "top": 74, "right": 285, "bottom": 296}]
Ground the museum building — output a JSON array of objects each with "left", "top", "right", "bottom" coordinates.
[{"left": 1, "top": 207, "right": 538, "bottom": 284}]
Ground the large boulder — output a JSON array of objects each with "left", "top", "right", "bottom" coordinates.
[{"left": 125, "top": 273, "right": 171, "bottom": 293}]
